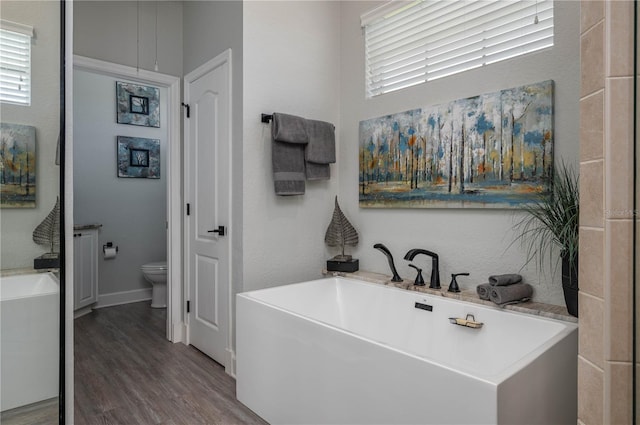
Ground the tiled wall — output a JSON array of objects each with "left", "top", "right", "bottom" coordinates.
[{"left": 578, "top": 1, "right": 634, "bottom": 423}]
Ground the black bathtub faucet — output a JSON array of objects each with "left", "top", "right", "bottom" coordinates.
[
  {"left": 404, "top": 248, "right": 440, "bottom": 289},
  {"left": 373, "top": 243, "right": 403, "bottom": 282}
]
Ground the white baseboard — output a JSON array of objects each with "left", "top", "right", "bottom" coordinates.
[
  {"left": 94, "top": 288, "right": 152, "bottom": 309},
  {"left": 227, "top": 348, "right": 236, "bottom": 378},
  {"left": 73, "top": 306, "right": 93, "bottom": 319},
  {"left": 171, "top": 322, "right": 187, "bottom": 343}
]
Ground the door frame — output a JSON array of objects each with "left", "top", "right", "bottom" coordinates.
[
  {"left": 183, "top": 49, "right": 234, "bottom": 374},
  {"left": 73, "top": 55, "right": 184, "bottom": 342}
]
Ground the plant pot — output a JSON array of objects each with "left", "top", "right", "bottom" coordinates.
[{"left": 561, "top": 254, "right": 579, "bottom": 317}]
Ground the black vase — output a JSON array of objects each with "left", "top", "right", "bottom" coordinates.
[{"left": 561, "top": 254, "right": 579, "bottom": 317}]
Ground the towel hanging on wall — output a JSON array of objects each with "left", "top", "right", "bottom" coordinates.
[
  {"left": 271, "top": 112, "right": 308, "bottom": 144},
  {"left": 266, "top": 112, "right": 337, "bottom": 191},
  {"left": 271, "top": 113, "right": 308, "bottom": 195},
  {"left": 305, "top": 119, "right": 335, "bottom": 180}
]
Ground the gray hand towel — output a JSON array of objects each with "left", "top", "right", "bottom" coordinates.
[
  {"left": 272, "top": 141, "right": 306, "bottom": 195},
  {"left": 272, "top": 113, "right": 308, "bottom": 144},
  {"left": 489, "top": 283, "right": 533, "bottom": 305},
  {"left": 305, "top": 162, "right": 330, "bottom": 180},
  {"left": 477, "top": 283, "right": 491, "bottom": 300},
  {"left": 305, "top": 119, "right": 336, "bottom": 164},
  {"left": 488, "top": 273, "right": 522, "bottom": 286},
  {"left": 271, "top": 112, "right": 308, "bottom": 195},
  {"left": 305, "top": 119, "right": 335, "bottom": 180}
]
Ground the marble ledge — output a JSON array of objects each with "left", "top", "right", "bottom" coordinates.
[
  {"left": 73, "top": 223, "right": 103, "bottom": 231},
  {"left": 323, "top": 269, "right": 578, "bottom": 324}
]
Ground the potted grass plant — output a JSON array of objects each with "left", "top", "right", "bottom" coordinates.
[{"left": 513, "top": 162, "right": 579, "bottom": 317}]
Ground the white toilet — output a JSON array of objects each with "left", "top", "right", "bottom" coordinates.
[{"left": 141, "top": 261, "right": 167, "bottom": 308}]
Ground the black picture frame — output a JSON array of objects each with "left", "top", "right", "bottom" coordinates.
[
  {"left": 129, "top": 148, "right": 150, "bottom": 167},
  {"left": 129, "top": 95, "right": 149, "bottom": 115}
]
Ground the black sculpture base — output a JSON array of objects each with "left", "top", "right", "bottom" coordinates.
[
  {"left": 34, "top": 253, "right": 60, "bottom": 269},
  {"left": 327, "top": 258, "right": 359, "bottom": 273}
]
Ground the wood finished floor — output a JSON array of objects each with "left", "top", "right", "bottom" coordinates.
[
  {"left": 0, "top": 398, "right": 58, "bottom": 425},
  {"left": 74, "top": 302, "right": 267, "bottom": 425}
]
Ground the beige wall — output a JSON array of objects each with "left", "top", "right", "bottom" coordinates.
[{"left": 578, "top": 1, "right": 634, "bottom": 423}]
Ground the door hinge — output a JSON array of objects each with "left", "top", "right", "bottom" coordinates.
[
  {"left": 181, "top": 102, "right": 190, "bottom": 118},
  {"left": 187, "top": 300, "right": 190, "bottom": 313},
  {"left": 186, "top": 203, "right": 190, "bottom": 215}
]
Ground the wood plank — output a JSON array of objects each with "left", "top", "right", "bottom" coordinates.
[
  {"left": 74, "top": 302, "right": 267, "bottom": 425},
  {"left": 0, "top": 398, "right": 58, "bottom": 425}
]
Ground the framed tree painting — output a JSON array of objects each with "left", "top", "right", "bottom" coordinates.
[
  {"left": 1, "top": 123, "right": 36, "bottom": 208},
  {"left": 117, "top": 136, "right": 160, "bottom": 178},
  {"left": 359, "top": 80, "right": 554, "bottom": 209},
  {"left": 116, "top": 81, "right": 160, "bottom": 128}
]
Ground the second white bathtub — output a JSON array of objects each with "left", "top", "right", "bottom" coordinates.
[
  {"left": 0, "top": 272, "right": 59, "bottom": 412},
  {"left": 237, "top": 276, "right": 578, "bottom": 424}
]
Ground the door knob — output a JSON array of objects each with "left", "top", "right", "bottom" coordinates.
[{"left": 207, "top": 226, "right": 225, "bottom": 236}]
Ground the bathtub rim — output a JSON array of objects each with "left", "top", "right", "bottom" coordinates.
[
  {"left": 0, "top": 272, "right": 60, "bottom": 301},
  {"left": 237, "top": 276, "right": 578, "bottom": 385}
]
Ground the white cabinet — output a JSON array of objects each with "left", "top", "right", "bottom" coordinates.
[{"left": 73, "top": 227, "right": 99, "bottom": 311}]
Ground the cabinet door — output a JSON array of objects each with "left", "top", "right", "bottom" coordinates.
[{"left": 74, "top": 230, "right": 98, "bottom": 310}]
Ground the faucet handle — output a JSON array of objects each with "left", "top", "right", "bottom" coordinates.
[
  {"left": 448, "top": 272, "right": 470, "bottom": 293},
  {"left": 408, "top": 264, "right": 425, "bottom": 286}
]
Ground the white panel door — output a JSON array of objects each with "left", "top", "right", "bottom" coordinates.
[
  {"left": 73, "top": 229, "right": 98, "bottom": 310},
  {"left": 184, "top": 51, "right": 231, "bottom": 367}
]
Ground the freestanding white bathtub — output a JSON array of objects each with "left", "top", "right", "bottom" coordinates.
[
  {"left": 236, "top": 276, "right": 578, "bottom": 425},
  {"left": 0, "top": 272, "right": 59, "bottom": 412}
]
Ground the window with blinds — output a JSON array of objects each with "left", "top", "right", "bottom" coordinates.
[
  {"left": 362, "top": 0, "right": 554, "bottom": 97},
  {"left": 0, "top": 20, "right": 33, "bottom": 106}
]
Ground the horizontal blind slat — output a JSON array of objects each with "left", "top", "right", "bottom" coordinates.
[
  {"left": 426, "top": 39, "right": 553, "bottom": 81},
  {"left": 0, "top": 89, "right": 30, "bottom": 98},
  {"left": 0, "top": 75, "right": 30, "bottom": 84},
  {"left": 0, "top": 50, "right": 30, "bottom": 61},
  {"left": 0, "top": 60, "right": 30, "bottom": 70},
  {"left": 428, "top": 23, "right": 554, "bottom": 69},
  {"left": 367, "top": 3, "right": 552, "bottom": 60},
  {"left": 367, "top": 1, "right": 468, "bottom": 40},
  {"left": 0, "top": 86, "right": 29, "bottom": 94},
  {"left": 419, "top": 6, "right": 552, "bottom": 53},
  {"left": 0, "top": 27, "right": 30, "bottom": 105},
  {"left": 370, "top": 73, "right": 432, "bottom": 97},
  {"left": 365, "top": 0, "right": 554, "bottom": 97},
  {"left": 427, "top": 37, "right": 554, "bottom": 81},
  {"left": 367, "top": 16, "right": 552, "bottom": 75},
  {"left": 367, "top": 0, "right": 546, "bottom": 47}
]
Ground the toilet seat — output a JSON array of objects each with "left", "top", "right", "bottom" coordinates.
[{"left": 141, "top": 261, "right": 167, "bottom": 271}]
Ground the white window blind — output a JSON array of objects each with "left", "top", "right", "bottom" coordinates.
[
  {"left": 362, "top": 0, "right": 554, "bottom": 97},
  {"left": 0, "top": 20, "right": 33, "bottom": 106}
]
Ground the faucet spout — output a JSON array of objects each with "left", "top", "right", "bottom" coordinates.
[
  {"left": 373, "top": 243, "right": 403, "bottom": 282},
  {"left": 403, "top": 249, "right": 441, "bottom": 289}
]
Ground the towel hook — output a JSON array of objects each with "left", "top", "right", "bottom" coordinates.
[{"left": 261, "top": 113, "right": 273, "bottom": 123}]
